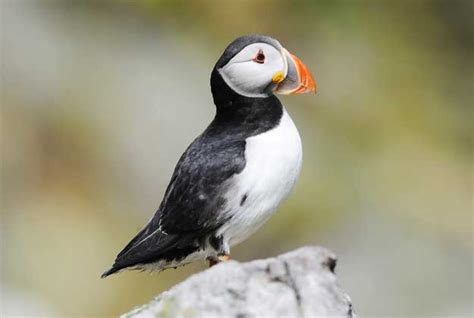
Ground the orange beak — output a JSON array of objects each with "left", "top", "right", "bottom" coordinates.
[{"left": 275, "top": 49, "right": 317, "bottom": 95}]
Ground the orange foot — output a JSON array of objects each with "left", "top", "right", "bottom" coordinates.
[{"left": 207, "top": 255, "right": 232, "bottom": 267}]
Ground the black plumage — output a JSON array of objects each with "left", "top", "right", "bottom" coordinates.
[{"left": 101, "top": 36, "right": 284, "bottom": 278}]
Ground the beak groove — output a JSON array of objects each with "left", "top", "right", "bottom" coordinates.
[
  {"left": 290, "top": 53, "right": 317, "bottom": 94},
  {"left": 275, "top": 49, "right": 317, "bottom": 95}
]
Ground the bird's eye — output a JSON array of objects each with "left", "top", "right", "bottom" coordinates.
[{"left": 253, "top": 49, "right": 265, "bottom": 64}]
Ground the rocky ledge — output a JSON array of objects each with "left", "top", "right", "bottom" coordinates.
[{"left": 123, "top": 246, "right": 356, "bottom": 318}]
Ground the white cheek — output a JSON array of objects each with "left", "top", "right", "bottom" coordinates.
[
  {"left": 218, "top": 43, "right": 285, "bottom": 98},
  {"left": 220, "top": 59, "right": 284, "bottom": 98},
  {"left": 224, "top": 63, "right": 272, "bottom": 93}
]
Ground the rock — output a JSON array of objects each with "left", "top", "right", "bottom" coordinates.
[{"left": 122, "top": 246, "right": 356, "bottom": 318}]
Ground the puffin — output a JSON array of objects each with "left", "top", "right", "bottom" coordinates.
[{"left": 101, "top": 35, "right": 316, "bottom": 278}]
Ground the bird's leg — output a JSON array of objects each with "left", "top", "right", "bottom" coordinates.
[
  {"left": 206, "top": 254, "right": 231, "bottom": 267},
  {"left": 207, "top": 235, "right": 231, "bottom": 267}
]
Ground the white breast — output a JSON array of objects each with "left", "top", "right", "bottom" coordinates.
[{"left": 217, "top": 108, "right": 302, "bottom": 248}]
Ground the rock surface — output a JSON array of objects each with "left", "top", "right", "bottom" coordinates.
[{"left": 122, "top": 246, "right": 356, "bottom": 318}]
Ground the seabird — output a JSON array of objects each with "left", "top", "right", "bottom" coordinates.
[{"left": 102, "top": 34, "right": 316, "bottom": 278}]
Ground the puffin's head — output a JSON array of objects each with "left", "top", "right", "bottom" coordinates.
[{"left": 212, "top": 35, "right": 316, "bottom": 100}]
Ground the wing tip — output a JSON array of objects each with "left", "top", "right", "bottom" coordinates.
[{"left": 100, "top": 266, "right": 120, "bottom": 279}]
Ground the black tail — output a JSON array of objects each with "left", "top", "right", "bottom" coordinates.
[{"left": 100, "top": 226, "right": 202, "bottom": 279}]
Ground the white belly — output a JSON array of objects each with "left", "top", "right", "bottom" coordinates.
[{"left": 217, "top": 108, "right": 302, "bottom": 247}]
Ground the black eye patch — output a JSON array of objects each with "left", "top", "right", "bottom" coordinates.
[{"left": 253, "top": 49, "right": 265, "bottom": 64}]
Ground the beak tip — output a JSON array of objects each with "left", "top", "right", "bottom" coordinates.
[{"left": 290, "top": 53, "right": 316, "bottom": 96}]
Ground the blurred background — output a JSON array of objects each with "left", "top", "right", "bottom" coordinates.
[{"left": 1, "top": 0, "right": 472, "bottom": 317}]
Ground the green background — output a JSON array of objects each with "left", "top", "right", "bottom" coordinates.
[{"left": 1, "top": 0, "right": 472, "bottom": 316}]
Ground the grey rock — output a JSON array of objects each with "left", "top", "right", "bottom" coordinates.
[{"left": 122, "top": 246, "right": 356, "bottom": 318}]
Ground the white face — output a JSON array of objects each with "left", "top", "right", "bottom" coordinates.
[{"left": 218, "top": 43, "right": 287, "bottom": 98}]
